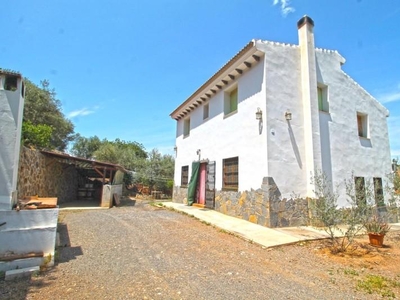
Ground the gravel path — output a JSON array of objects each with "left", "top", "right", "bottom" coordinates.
[{"left": 0, "top": 199, "right": 395, "bottom": 299}]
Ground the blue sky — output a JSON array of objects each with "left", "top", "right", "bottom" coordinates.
[{"left": 1, "top": 0, "right": 399, "bottom": 157}]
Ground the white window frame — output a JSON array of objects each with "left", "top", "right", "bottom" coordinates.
[
  {"left": 224, "top": 85, "right": 238, "bottom": 117},
  {"left": 183, "top": 118, "right": 190, "bottom": 138},
  {"left": 357, "top": 112, "right": 369, "bottom": 138},
  {"left": 203, "top": 103, "right": 209, "bottom": 120},
  {"left": 317, "top": 84, "right": 329, "bottom": 112}
]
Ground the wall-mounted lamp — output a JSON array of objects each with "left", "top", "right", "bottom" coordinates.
[
  {"left": 255, "top": 107, "right": 262, "bottom": 120},
  {"left": 285, "top": 110, "right": 292, "bottom": 121},
  {"left": 196, "top": 149, "right": 201, "bottom": 161}
]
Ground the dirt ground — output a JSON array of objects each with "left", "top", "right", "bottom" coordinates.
[{"left": 1, "top": 199, "right": 400, "bottom": 299}]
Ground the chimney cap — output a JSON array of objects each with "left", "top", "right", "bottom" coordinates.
[{"left": 297, "top": 15, "right": 314, "bottom": 29}]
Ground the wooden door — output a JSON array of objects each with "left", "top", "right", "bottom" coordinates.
[{"left": 197, "top": 163, "right": 207, "bottom": 205}]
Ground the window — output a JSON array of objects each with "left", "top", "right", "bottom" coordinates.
[
  {"left": 222, "top": 157, "right": 239, "bottom": 191},
  {"left": 21, "top": 81, "right": 25, "bottom": 97},
  {"left": 183, "top": 118, "right": 190, "bottom": 137},
  {"left": 373, "top": 177, "right": 384, "bottom": 206},
  {"left": 354, "top": 176, "right": 366, "bottom": 206},
  {"left": 181, "top": 165, "right": 189, "bottom": 186},
  {"left": 4, "top": 75, "right": 18, "bottom": 91},
  {"left": 317, "top": 85, "right": 329, "bottom": 112},
  {"left": 357, "top": 112, "right": 368, "bottom": 138},
  {"left": 203, "top": 103, "right": 209, "bottom": 120},
  {"left": 224, "top": 87, "right": 238, "bottom": 116}
]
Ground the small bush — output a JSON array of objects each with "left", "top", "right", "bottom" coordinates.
[{"left": 309, "top": 171, "right": 378, "bottom": 253}]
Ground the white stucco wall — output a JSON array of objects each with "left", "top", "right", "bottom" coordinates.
[
  {"left": 257, "top": 41, "right": 308, "bottom": 198},
  {"left": 315, "top": 50, "right": 392, "bottom": 206},
  {"left": 0, "top": 75, "right": 25, "bottom": 210},
  {"left": 174, "top": 60, "right": 268, "bottom": 191}
]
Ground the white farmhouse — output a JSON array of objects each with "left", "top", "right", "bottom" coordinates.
[{"left": 170, "top": 16, "right": 392, "bottom": 227}]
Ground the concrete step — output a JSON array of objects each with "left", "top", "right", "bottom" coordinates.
[
  {"left": 5, "top": 266, "right": 40, "bottom": 281},
  {"left": 0, "top": 257, "right": 43, "bottom": 273}
]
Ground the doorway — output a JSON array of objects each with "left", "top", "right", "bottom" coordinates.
[{"left": 195, "top": 161, "right": 215, "bottom": 208}]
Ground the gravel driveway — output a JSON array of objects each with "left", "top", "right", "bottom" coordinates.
[{"left": 0, "top": 199, "right": 390, "bottom": 299}]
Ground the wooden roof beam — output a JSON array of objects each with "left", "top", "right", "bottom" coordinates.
[
  {"left": 244, "top": 61, "right": 252, "bottom": 68},
  {"left": 235, "top": 68, "right": 243, "bottom": 75},
  {"left": 94, "top": 166, "right": 105, "bottom": 178},
  {"left": 252, "top": 55, "right": 260, "bottom": 62}
]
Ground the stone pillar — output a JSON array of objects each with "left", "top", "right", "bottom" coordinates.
[
  {"left": 0, "top": 71, "right": 25, "bottom": 210},
  {"left": 261, "top": 177, "right": 281, "bottom": 227}
]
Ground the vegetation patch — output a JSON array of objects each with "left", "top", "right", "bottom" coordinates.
[{"left": 357, "top": 274, "right": 399, "bottom": 298}]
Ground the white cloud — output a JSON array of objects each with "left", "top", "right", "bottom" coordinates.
[
  {"left": 273, "top": 0, "right": 295, "bottom": 17},
  {"left": 155, "top": 145, "right": 175, "bottom": 156},
  {"left": 379, "top": 92, "right": 400, "bottom": 104},
  {"left": 378, "top": 84, "right": 400, "bottom": 103},
  {"left": 391, "top": 150, "right": 400, "bottom": 158},
  {"left": 67, "top": 108, "right": 96, "bottom": 118}
]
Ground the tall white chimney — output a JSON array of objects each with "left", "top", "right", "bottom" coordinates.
[{"left": 297, "top": 16, "right": 322, "bottom": 197}]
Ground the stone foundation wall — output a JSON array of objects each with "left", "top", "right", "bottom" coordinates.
[
  {"left": 17, "top": 147, "right": 80, "bottom": 203},
  {"left": 172, "top": 186, "right": 189, "bottom": 204},
  {"left": 173, "top": 177, "right": 309, "bottom": 228}
]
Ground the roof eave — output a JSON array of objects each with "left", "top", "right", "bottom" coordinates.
[{"left": 170, "top": 40, "right": 264, "bottom": 120}]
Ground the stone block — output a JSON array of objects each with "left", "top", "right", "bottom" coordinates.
[
  {"left": 249, "top": 214, "right": 257, "bottom": 224},
  {"left": 257, "top": 215, "right": 266, "bottom": 226},
  {"left": 5, "top": 266, "right": 40, "bottom": 281}
]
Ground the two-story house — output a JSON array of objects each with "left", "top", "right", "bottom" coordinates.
[{"left": 170, "top": 16, "right": 392, "bottom": 227}]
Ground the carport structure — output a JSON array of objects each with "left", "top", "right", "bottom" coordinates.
[
  {"left": 38, "top": 150, "right": 127, "bottom": 208},
  {"left": 40, "top": 150, "right": 126, "bottom": 185}
]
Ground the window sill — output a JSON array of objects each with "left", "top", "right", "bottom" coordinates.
[
  {"left": 223, "top": 110, "right": 238, "bottom": 119},
  {"left": 183, "top": 134, "right": 190, "bottom": 139},
  {"left": 222, "top": 187, "right": 238, "bottom": 192},
  {"left": 358, "top": 136, "right": 370, "bottom": 140},
  {"left": 319, "top": 110, "right": 330, "bottom": 115}
]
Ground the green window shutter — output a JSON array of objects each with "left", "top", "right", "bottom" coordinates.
[
  {"left": 230, "top": 88, "right": 238, "bottom": 112},
  {"left": 318, "top": 87, "right": 323, "bottom": 110}
]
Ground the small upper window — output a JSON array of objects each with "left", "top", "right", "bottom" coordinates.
[
  {"left": 4, "top": 75, "right": 18, "bottom": 91},
  {"left": 183, "top": 118, "right": 190, "bottom": 137},
  {"left": 317, "top": 85, "right": 329, "bottom": 112},
  {"left": 203, "top": 103, "right": 209, "bottom": 120},
  {"left": 224, "top": 87, "right": 238, "bottom": 116},
  {"left": 357, "top": 112, "right": 368, "bottom": 138}
]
